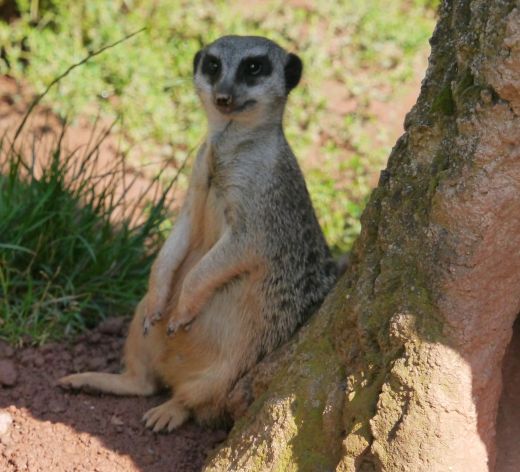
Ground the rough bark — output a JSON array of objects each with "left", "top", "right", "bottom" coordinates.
[{"left": 204, "top": 1, "right": 520, "bottom": 470}]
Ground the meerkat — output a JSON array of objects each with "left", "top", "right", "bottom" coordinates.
[{"left": 59, "top": 35, "right": 337, "bottom": 432}]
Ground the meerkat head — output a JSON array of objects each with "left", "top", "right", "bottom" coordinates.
[{"left": 193, "top": 35, "right": 302, "bottom": 130}]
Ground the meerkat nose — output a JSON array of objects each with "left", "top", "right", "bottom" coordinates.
[{"left": 215, "top": 93, "right": 233, "bottom": 107}]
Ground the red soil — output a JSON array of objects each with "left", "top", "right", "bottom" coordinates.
[{"left": 0, "top": 318, "right": 227, "bottom": 472}]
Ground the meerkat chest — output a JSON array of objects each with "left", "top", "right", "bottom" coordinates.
[{"left": 191, "top": 139, "right": 246, "bottom": 250}]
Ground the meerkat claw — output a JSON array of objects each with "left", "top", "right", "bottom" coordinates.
[
  {"left": 143, "top": 311, "right": 163, "bottom": 336},
  {"left": 143, "top": 316, "right": 151, "bottom": 336},
  {"left": 167, "top": 318, "right": 191, "bottom": 336},
  {"left": 167, "top": 320, "right": 178, "bottom": 336},
  {"left": 151, "top": 311, "right": 163, "bottom": 324}
]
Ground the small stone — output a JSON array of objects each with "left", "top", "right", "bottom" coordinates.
[
  {"left": 73, "top": 343, "right": 86, "bottom": 355},
  {"left": 19, "top": 349, "right": 37, "bottom": 366},
  {"left": 110, "top": 415, "right": 124, "bottom": 427},
  {"left": 88, "top": 332, "right": 101, "bottom": 344},
  {"left": 142, "top": 450, "right": 157, "bottom": 465},
  {"left": 86, "top": 356, "right": 106, "bottom": 371},
  {"left": 48, "top": 399, "right": 66, "bottom": 414},
  {"left": 106, "top": 351, "right": 120, "bottom": 362},
  {"left": 0, "top": 340, "right": 14, "bottom": 358},
  {"left": 212, "top": 429, "right": 228, "bottom": 443},
  {"left": 73, "top": 357, "right": 88, "bottom": 371},
  {"left": 40, "top": 342, "right": 58, "bottom": 354},
  {"left": 0, "top": 359, "right": 18, "bottom": 387},
  {"left": 0, "top": 411, "right": 13, "bottom": 435},
  {"left": 98, "top": 317, "right": 125, "bottom": 336}
]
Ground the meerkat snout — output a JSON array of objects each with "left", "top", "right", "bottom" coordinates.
[{"left": 215, "top": 93, "right": 232, "bottom": 107}]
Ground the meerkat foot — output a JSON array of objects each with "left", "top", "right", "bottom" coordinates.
[{"left": 142, "top": 398, "right": 189, "bottom": 432}]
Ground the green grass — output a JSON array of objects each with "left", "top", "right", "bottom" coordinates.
[{"left": 0, "top": 127, "right": 173, "bottom": 344}]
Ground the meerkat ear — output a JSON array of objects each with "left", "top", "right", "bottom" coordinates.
[
  {"left": 284, "top": 53, "right": 303, "bottom": 93},
  {"left": 193, "top": 50, "right": 202, "bottom": 75}
]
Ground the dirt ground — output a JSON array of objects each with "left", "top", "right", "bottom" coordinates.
[{"left": 0, "top": 318, "right": 227, "bottom": 472}]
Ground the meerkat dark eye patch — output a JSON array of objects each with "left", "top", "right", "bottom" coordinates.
[
  {"left": 236, "top": 55, "right": 272, "bottom": 86},
  {"left": 201, "top": 54, "right": 222, "bottom": 84},
  {"left": 284, "top": 53, "right": 302, "bottom": 93}
]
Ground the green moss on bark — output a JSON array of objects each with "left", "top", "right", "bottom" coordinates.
[{"left": 432, "top": 86, "right": 455, "bottom": 115}]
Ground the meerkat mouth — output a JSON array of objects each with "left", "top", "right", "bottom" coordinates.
[{"left": 216, "top": 99, "right": 257, "bottom": 115}]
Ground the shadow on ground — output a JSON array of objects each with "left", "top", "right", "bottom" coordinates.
[{"left": 0, "top": 318, "right": 227, "bottom": 472}]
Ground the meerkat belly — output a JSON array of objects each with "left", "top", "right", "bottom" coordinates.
[
  {"left": 157, "top": 187, "right": 263, "bottom": 391},
  {"left": 158, "top": 279, "right": 263, "bottom": 396}
]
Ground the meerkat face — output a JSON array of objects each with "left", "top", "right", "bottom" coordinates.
[{"left": 193, "top": 36, "right": 302, "bottom": 127}]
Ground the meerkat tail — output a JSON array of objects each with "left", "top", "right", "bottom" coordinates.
[{"left": 58, "top": 372, "right": 157, "bottom": 396}]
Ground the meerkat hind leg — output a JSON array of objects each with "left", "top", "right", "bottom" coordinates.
[
  {"left": 59, "top": 293, "right": 162, "bottom": 396},
  {"left": 143, "top": 397, "right": 189, "bottom": 432}
]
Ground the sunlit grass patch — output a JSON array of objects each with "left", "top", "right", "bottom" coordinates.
[{"left": 0, "top": 128, "right": 173, "bottom": 344}]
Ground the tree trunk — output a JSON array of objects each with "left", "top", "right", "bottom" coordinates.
[{"left": 204, "top": 1, "right": 520, "bottom": 470}]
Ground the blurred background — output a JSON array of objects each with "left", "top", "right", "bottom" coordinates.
[{"left": 0, "top": 0, "right": 438, "bottom": 343}]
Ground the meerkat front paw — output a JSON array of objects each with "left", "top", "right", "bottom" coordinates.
[
  {"left": 142, "top": 309, "right": 163, "bottom": 336},
  {"left": 142, "top": 292, "right": 169, "bottom": 335},
  {"left": 166, "top": 302, "right": 199, "bottom": 336}
]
